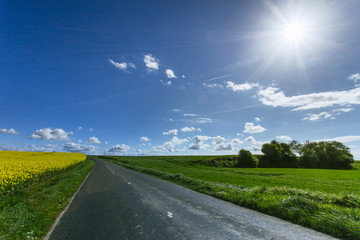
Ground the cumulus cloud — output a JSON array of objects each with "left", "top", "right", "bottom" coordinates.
[
  {"left": 257, "top": 86, "right": 360, "bottom": 111},
  {"left": 180, "top": 126, "right": 201, "bottom": 132},
  {"left": 254, "top": 117, "right": 261, "bottom": 122},
  {"left": 166, "top": 69, "right": 177, "bottom": 79},
  {"left": 276, "top": 135, "right": 293, "bottom": 141},
  {"left": 227, "top": 81, "right": 259, "bottom": 91},
  {"left": 108, "top": 59, "right": 131, "bottom": 72},
  {"left": 29, "top": 128, "right": 73, "bottom": 141},
  {"left": 348, "top": 73, "right": 360, "bottom": 83},
  {"left": 0, "top": 128, "right": 19, "bottom": 134},
  {"left": 160, "top": 80, "right": 172, "bottom": 86},
  {"left": 243, "top": 122, "right": 267, "bottom": 133},
  {"left": 303, "top": 108, "right": 354, "bottom": 121},
  {"left": 77, "top": 126, "right": 83, "bottom": 130},
  {"left": 189, "top": 135, "right": 211, "bottom": 150},
  {"left": 140, "top": 136, "right": 150, "bottom": 142},
  {"left": 106, "top": 144, "right": 130, "bottom": 153},
  {"left": 215, "top": 143, "right": 232, "bottom": 151},
  {"left": 231, "top": 138, "right": 243, "bottom": 145},
  {"left": 184, "top": 113, "right": 198, "bottom": 117},
  {"left": 244, "top": 136, "right": 265, "bottom": 152},
  {"left": 211, "top": 135, "right": 233, "bottom": 151},
  {"left": 203, "top": 83, "right": 224, "bottom": 88},
  {"left": 304, "top": 112, "right": 334, "bottom": 121},
  {"left": 163, "top": 129, "right": 178, "bottom": 136},
  {"left": 63, "top": 142, "right": 97, "bottom": 154},
  {"left": 212, "top": 135, "right": 225, "bottom": 145},
  {"left": 144, "top": 54, "right": 159, "bottom": 71},
  {"left": 153, "top": 136, "right": 188, "bottom": 153},
  {"left": 87, "top": 136, "right": 101, "bottom": 144},
  {"left": 182, "top": 75, "right": 186, "bottom": 78}
]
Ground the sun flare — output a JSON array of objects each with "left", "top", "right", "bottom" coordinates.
[{"left": 282, "top": 22, "right": 306, "bottom": 42}]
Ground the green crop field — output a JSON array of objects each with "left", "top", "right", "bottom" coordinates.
[{"left": 101, "top": 156, "right": 360, "bottom": 240}]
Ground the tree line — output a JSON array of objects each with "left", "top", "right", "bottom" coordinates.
[{"left": 237, "top": 140, "right": 354, "bottom": 169}]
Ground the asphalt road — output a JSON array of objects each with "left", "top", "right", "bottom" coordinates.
[{"left": 48, "top": 157, "right": 335, "bottom": 240}]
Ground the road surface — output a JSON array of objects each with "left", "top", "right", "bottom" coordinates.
[{"left": 48, "top": 157, "right": 335, "bottom": 240}]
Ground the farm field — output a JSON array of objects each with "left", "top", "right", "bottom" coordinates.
[
  {"left": 0, "top": 151, "right": 94, "bottom": 240},
  {"left": 101, "top": 155, "right": 360, "bottom": 239}
]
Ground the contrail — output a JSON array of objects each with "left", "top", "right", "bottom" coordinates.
[{"left": 202, "top": 104, "right": 262, "bottom": 116}]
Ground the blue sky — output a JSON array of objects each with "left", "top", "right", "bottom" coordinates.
[{"left": 1, "top": 0, "right": 360, "bottom": 158}]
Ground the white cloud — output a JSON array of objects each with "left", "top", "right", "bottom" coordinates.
[
  {"left": 303, "top": 108, "right": 354, "bottom": 121},
  {"left": 215, "top": 143, "right": 232, "bottom": 151},
  {"left": 304, "top": 112, "right": 334, "bottom": 121},
  {"left": 243, "top": 122, "right": 267, "bottom": 133},
  {"left": 128, "top": 63, "right": 136, "bottom": 69},
  {"left": 231, "top": 138, "right": 243, "bottom": 145},
  {"left": 163, "top": 129, "right": 178, "bottom": 135},
  {"left": 348, "top": 73, "right": 360, "bottom": 83},
  {"left": 182, "top": 75, "right": 186, "bottom": 78},
  {"left": 257, "top": 86, "right": 360, "bottom": 111},
  {"left": 195, "top": 117, "right": 212, "bottom": 124},
  {"left": 153, "top": 136, "right": 188, "bottom": 153},
  {"left": 226, "top": 81, "right": 259, "bottom": 91},
  {"left": 165, "top": 69, "right": 177, "bottom": 79},
  {"left": 140, "top": 136, "right": 150, "bottom": 142},
  {"left": 189, "top": 135, "right": 211, "bottom": 150},
  {"left": 89, "top": 128, "right": 94, "bottom": 132},
  {"left": 254, "top": 117, "right": 261, "bottom": 122},
  {"left": 87, "top": 136, "right": 101, "bottom": 144},
  {"left": 245, "top": 136, "right": 256, "bottom": 142},
  {"left": 77, "top": 126, "right": 83, "bottom": 130},
  {"left": 63, "top": 142, "right": 97, "bottom": 154},
  {"left": 0, "top": 128, "right": 19, "bottom": 134},
  {"left": 108, "top": 59, "right": 128, "bottom": 72},
  {"left": 180, "top": 126, "right": 201, "bottom": 132},
  {"left": 315, "top": 136, "right": 360, "bottom": 143},
  {"left": 184, "top": 113, "right": 198, "bottom": 117},
  {"left": 203, "top": 83, "right": 224, "bottom": 88},
  {"left": 144, "top": 54, "right": 159, "bottom": 71},
  {"left": 29, "top": 128, "right": 73, "bottom": 141},
  {"left": 276, "top": 135, "right": 293, "bottom": 141},
  {"left": 172, "top": 109, "right": 181, "bottom": 112},
  {"left": 212, "top": 135, "right": 225, "bottom": 145},
  {"left": 160, "top": 80, "right": 172, "bottom": 86},
  {"left": 104, "top": 141, "right": 108, "bottom": 145},
  {"left": 244, "top": 136, "right": 266, "bottom": 152},
  {"left": 107, "top": 144, "right": 130, "bottom": 153}
]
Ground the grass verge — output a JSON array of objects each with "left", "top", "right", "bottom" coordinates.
[
  {"left": 0, "top": 159, "right": 94, "bottom": 240},
  {"left": 102, "top": 156, "right": 360, "bottom": 240}
]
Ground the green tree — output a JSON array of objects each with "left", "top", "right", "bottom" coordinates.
[
  {"left": 237, "top": 149, "right": 257, "bottom": 168},
  {"left": 259, "top": 140, "right": 281, "bottom": 167},
  {"left": 299, "top": 142, "right": 318, "bottom": 168},
  {"left": 279, "top": 143, "right": 298, "bottom": 168},
  {"left": 299, "top": 141, "right": 354, "bottom": 169}
]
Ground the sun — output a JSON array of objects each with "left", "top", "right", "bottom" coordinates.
[{"left": 282, "top": 22, "right": 306, "bottom": 42}]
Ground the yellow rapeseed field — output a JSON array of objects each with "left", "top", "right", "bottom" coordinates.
[{"left": 0, "top": 151, "right": 86, "bottom": 195}]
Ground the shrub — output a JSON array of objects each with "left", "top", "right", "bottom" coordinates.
[{"left": 237, "top": 149, "right": 257, "bottom": 168}]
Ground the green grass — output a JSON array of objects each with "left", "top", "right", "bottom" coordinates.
[
  {"left": 0, "top": 159, "right": 94, "bottom": 240},
  {"left": 101, "top": 156, "right": 360, "bottom": 239}
]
